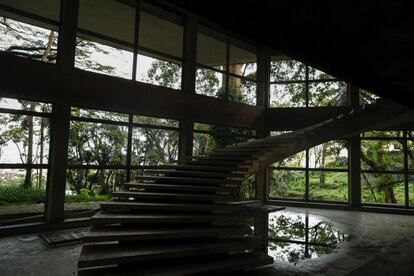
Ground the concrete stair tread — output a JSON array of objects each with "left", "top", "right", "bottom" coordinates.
[{"left": 78, "top": 238, "right": 259, "bottom": 268}]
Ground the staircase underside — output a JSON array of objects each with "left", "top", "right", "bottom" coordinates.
[{"left": 78, "top": 102, "right": 413, "bottom": 275}]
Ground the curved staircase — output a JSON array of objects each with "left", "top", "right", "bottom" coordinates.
[{"left": 78, "top": 101, "right": 413, "bottom": 275}]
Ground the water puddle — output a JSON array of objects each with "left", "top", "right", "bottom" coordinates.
[{"left": 268, "top": 210, "right": 348, "bottom": 264}]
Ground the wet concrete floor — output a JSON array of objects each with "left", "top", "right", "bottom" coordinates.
[{"left": 1, "top": 207, "right": 413, "bottom": 275}]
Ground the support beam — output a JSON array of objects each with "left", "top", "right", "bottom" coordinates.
[
  {"left": 45, "top": 0, "right": 79, "bottom": 223},
  {"left": 45, "top": 103, "right": 70, "bottom": 223},
  {"left": 348, "top": 84, "right": 361, "bottom": 207},
  {"left": 255, "top": 46, "right": 271, "bottom": 202},
  {"left": 179, "top": 16, "right": 197, "bottom": 160}
]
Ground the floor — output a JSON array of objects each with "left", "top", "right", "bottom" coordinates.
[{"left": 1, "top": 207, "right": 414, "bottom": 275}]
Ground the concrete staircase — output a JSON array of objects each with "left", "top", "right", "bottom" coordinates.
[{"left": 78, "top": 101, "right": 413, "bottom": 275}]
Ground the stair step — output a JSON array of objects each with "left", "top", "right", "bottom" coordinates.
[
  {"left": 187, "top": 155, "right": 251, "bottom": 161},
  {"left": 91, "top": 211, "right": 246, "bottom": 225},
  {"left": 184, "top": 160, "right": 251, "bottom": 166},
  {"left": 132, "top": 175, "right": 239, "bottom": 185},
  {"left": 78, "top": 251, "right": 273, "bottom": 275},
  {"left": 142, "top": 169, "right": 245, "bottom": 178},
  {"left": 150, "top": 164, "right": 247, "bottom": 172},
  {"left": 123, "top": 183, "right": 239, "bottom": 193},
  {"left": 100, "top": 201, "right": 244, "bottom": 213},
  {"left": 84, "top": 225, "right": 252, "bottom": 242},
  {"left": 112, "top": 191, "right": 238, "bottom": 202},
  {"left": 78, "top": 238, "right": 259, "bottom": 268}
]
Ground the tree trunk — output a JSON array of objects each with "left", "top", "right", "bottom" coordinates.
[
  {"left": 384, "top": 186, "right": 397, "bottom": 203},
  {"left": 23, "top": 103, "right": 36, "bottom": 188}
]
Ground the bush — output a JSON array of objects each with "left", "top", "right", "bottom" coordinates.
[
  {"left": 64, "top": 189, "right": 110, "bottom": 203},
  {"left": 0, "top": 186, "right": 45, "bottom": 205}
]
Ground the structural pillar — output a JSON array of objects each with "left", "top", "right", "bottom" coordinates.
[
  {"left": 178, "top": 16, "right": 197, "bottom": 161},
  {"left": 255, "top": 45, "right": 271, "bottom": 202},
  {"left": 45, "top": 0, "right": 78, "bottom": 223}
]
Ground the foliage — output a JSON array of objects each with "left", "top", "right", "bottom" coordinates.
[
  {"left": 0, "top": 186, "right": 45, "bottom": 205},
  {"left": 64, "top": 188, "right": 110, "bottom": 203}
]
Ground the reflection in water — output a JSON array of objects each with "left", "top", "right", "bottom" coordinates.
[{"left": 268, "top": 210, "right": 348, "bottom": 263}]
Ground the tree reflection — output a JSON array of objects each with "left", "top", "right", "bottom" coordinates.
[{"left": 268, "top": 211, "right": 348, "bottom": 263}]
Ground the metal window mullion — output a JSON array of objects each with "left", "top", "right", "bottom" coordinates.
[
  {"left": 305, "top": 65, "right": 310, "bottom": 107},
  {"left": 305, "top": 149, "right": 310, "bottom": 200},
  {"left": 404, "top": 131, "right": 409, "bottom": 207},
  {"left": 126, "top": 114, "right": 133, "bottom": 182},
  {"left": 225, "top": 36, "right": 230, "bottom": 100}
]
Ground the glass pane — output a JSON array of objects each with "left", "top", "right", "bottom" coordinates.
[
  {"left": 270, "top": 83, "right": 306, "bottom": 107},
  {"left": 75, "top": 38, "right": 133, "bottom": 79},
  {"left": 361, "top": 140, "right": 404, "bottom": 171},
  {"left": 136, "top": 53, "right": 182, "bottom": 90},
  {"left": 228, "top": 76, "right": 256, "bottom": 105},
  {"left": 0, "top": 97, "right": 51, "bottom": 112},
  {"left": 66, "top": 169, "right": 124, "bottom": 200},
  {"left": 132, "top": 128, "right": 178, "bottom": 165},
  {"left": 229, "top": 41, "right": 256, "bottom": 80},
  {"left": 0, "top": 0, "right": 61, "bottom": 22},
  {"left": 270, "top": 131, "right": 292, "bottom": 136},
  {"left": 195, "top": 67, "right": 225, "bottom": 98},
  {"left": 139, "top": 10, "right": 183, "bottom": 58},
  {"left": 361, "top": 131, "right": 403, "bottom": 139},
  {"left": 133, "top": 115, "right": 178, "bottom": 128},
  {"left": 193, "top": 132, "right": 215, "bottom": 155},
  {"left": 194, "top": 123, "right": 213, "bottom": 132},
  {"left": 269, "top": 169, "right": 306, "bottom": 199},
  {"left": 408, "top": 140, "right": 414, "bottom": 171},
  {"left": 309, "top": 171, "right": 348, "bottom": 201},
  {"left": 197, "top": 31, "right": 227, "bottom": 68},
  {"left": 71, "top": 107, "right": 128, "bottom": 122},
  {"left": 308, "top": 140, "right": 348, "bottom": 169},
  {"left": 0, "top": 17, "right": 58, "bottom": 63},
  {"left": 308, "top": 67, "right": 335, "bottom": 80},
  {"left": 273, "top": 151, "right": 306, "bottom": 168},
  {"left": 78, "top": 0, "right": 135, "bottom": 44},
  {"left": 240, "top": 174, "right": 255, "bottom": 200},
  {"left": 360, "top": 89, "right": 380, "bottom": 105},
  {"left": 270, "top": 59, "right": 306, "bottom": 82},
  {"left": 0, "top": 169, "right": 47, "bottom": 215},
  {"left": 208, "top": 125, "right": 255, "bottom": 149},
  {"left": 361, "top": 173, "right": 405, "bottom": 205},
  {"left": 0, "top": 114, "right": 50, "bottom": 164},
  {"left": 68, "top": 121, "right": 128, "bottom": 165},
  {"left": 309, "top": 81, "right": 347, "bottom": 107},
  {"left": 410, "top": 176, "right": 414, "bottom": 206}
]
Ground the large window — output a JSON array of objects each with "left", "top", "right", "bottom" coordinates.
[
  {"left": 360, "top": 131, "right": 409, "bottom": 206},
  {"left": 270, "top": 55, "right": 347, "bottom": 108},
  {"left": 76, "top": 0, "right": 183, "bottom": 89},
  {"left": 196, "top": 26, "right": 257, "bottom": 106},
  {"left": 0, "top": 0, "right": 60, "bottom": 63},
  {"left": 269, "top": 137, "right": 349, "bottom": 203},
  {"left": 66, "top": 107, "right": 179, "bottom": 210},
  {"left": 0, "top": 97, "right": 51, "bottom": 216}
]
